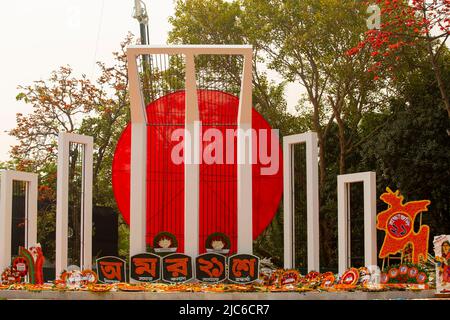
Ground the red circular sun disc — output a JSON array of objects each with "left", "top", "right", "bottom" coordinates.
[
  {"left": 112, "top": 90, "right": 283, "bottom": 254},
  {"left": 387, "top": 213, "right": 412, "bottom": 239}
]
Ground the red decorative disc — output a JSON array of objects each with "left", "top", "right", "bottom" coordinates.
[
  {"left": 341, "top": 268, "right": 359, "bottom": 285},
  {"left": 417, "top": 272, "right": 427, "bottom": 284},
  {"left": 380, "top": 272, "right": 389, "bottom": 284},
  {"left": 12, "top": 257, "right": 28, "bottom": 277},
  {"left": 388, "top": 268, "right": 399, "bottom": 278},
  {"left": 112, "top": 90, "right": 283, "bottom": 254},
  {"left": 408, "top": 267, "right": 419, "bottom": 278},
  {"left": 399, "top": 265, "right": 408, "bottom": 275},
  {"left": 387, "top": 212, "right": 412, "bottom": 239}
]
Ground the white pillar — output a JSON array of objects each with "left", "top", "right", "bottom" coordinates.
[
  {"left": 127, "top": 53, "right": 148, "bottom": 258},
  {"left": 56, "top": 132, "right": 93, "bottom": 277},
  {"left": 184, "top": 53, "right": 200, "bottom": 257},
  {"left": 0, "top": 170, "right": 38, "bottom": 273},
  {"left": 237, "top": 51, "right": 253, "bottom": 254},
  {"left": 337, "top": 172, "right": 377, "bottom": 274},
  {"left": 283, "top": 132, "right": 320, "bottom": 272}
]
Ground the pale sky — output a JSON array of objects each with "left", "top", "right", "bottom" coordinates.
[
  {"left": 0, "top": 0, "right": 299, "bottom": 162},
  {"left": 0, "top": 0, "right": 175, "bottom": 161}
]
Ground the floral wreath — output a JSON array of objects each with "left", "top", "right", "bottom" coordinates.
[
  {"left": 205, "top": 232, "right": 231, "bottom": 254},
  {"left": 153, "top": 231, "right": 178, "bottom": 253},
  {"left": 279, "top": 270, "right": 301, "bottom": 286},
  {"left": 381, "top": 263, "right": 429, "bottom": 284}
]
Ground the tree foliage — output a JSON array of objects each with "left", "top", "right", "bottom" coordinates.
[
  {"left": 360, "top": 47, "right": 450, "bottom": 229},
  {"left": 9, "top": 35, "right": 134, "bottom": 261},
  {"left": 348, "top": 0, "right": 450, "bottom": 118}
]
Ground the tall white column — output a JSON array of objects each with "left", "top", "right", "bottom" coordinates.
[
  {"left": 337, "top": 172, "right": 377, "bottom": 274},
  {"left": 283, "top": 142, "right": 295, "bottom": 269},
  {"left": 127, "top": 53, "right": 148, "bottom": 258},
  {"left": 237, "top": 52, "right": 253, "bottom": 254},
  {"left": 184, "top": 53, "right": 200, "bottom": 258},
  {"left": 283, "top": 132, "right": 320, "bottom": 271},
  {"left": 56, "top": 132, "right": 93, "bottom": 277},
  {"left": 306, "top": 133, "right": 320, "bottom": 271},
  {"left": 0, "top": 171, "right": 38, "bottom": 273}
]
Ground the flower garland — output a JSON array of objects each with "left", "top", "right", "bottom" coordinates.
[
  {"left": 381, "top": 263, "right": 429, "bottom": 285},
  {"left": 0, "top": 265, "right": 432, "bottom": 293}
]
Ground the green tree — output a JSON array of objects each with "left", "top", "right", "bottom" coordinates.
[
  {"left": 9, "top": 35, "right": 134, "bottom": 261},
  {"left": 359, "top": 49, "right": 450, "bottom": 242}
]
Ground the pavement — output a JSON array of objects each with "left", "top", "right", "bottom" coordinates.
[{"left": 0, "top": 289, "right": 440, "bottom": 300}]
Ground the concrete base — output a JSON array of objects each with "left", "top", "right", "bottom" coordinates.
[{"left": 0, "top": 290, "right": 436, "bottom": 300}]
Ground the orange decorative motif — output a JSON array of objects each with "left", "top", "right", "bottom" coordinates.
[
  {"left": 198, "top": 257, "right": 225, "bottom": 278},
  {"left": 166, "top": 258, "right": 189, "bottom": 277},
  {"left": 99, "top": 261, "right": 124, "bottom": 281},
  {"left": 231, "top": 259, "right": 256, "bottom": 278},
  {"left": 377, "top": 188, "right": 431, "bottom": 263},
  {"left": 134, "top": 257, "right": 158, "bottom": 277}
]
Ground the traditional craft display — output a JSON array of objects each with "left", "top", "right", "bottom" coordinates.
[
  {"left": 377, "top": 188, "right": 431, "bottom": 264},
  {"left": 434, "top": 235, "right": 450, "bottom": 295}
]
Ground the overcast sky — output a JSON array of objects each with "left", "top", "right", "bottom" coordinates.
[
  {"left": 0, "top": 0, "right": 175, "bottom": 161},
  {"left": 0, "top": 0, "right": 299, "bottom": 162}
]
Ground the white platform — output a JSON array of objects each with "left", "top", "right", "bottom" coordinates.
[{"left": 0, "top": 290, "right": 436, "bottom": 300}]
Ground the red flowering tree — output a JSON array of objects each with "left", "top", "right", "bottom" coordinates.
[{"left": 348, "top": 0, "right": 450, "bottom": 117}]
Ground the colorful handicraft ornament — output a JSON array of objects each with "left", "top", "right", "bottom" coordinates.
[
  {"left": 434, "top": 235, "right": 450, "bottom": 294},
  {"left": 377, "top": 188, "right": 431, "bottom": 264},
  {"left": 18, "top": 244, "right": 45, "bottom": 285}
]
